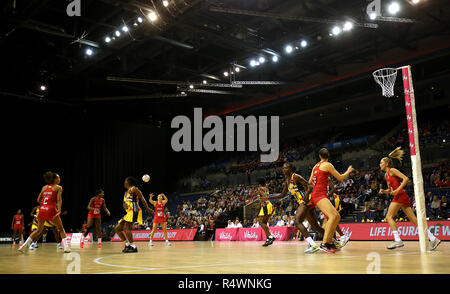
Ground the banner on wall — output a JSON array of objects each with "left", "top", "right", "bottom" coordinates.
[
  {"left": 339, "top": 221, "right": 450, "bottom": 240},
  {"left": 111, "top": 229, "right": 197, "bottom": 241},
  {"left": 215, "top": 227, "right": 295, "bottom": 241}
]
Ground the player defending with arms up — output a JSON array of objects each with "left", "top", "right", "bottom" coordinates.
[
  {"left": 115, "top": 177, "right": 153, "bottom": 253},
  {"left": 148, "top": 193, "right": 171, "bottom": 246},
  {"left": 379, "top": 147, "right": 441, "bottom": 250},
  {"left": 309, "top": 148, "right": 353, "bottom": 253},
  {"left": 19, "top": 172, "right": 70, "bottom": 253},
  {"left": 81, "top": 189, "right": 110, "bottom": 248}
]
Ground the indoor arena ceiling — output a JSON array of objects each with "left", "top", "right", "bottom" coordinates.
[{"left": 1, "top": 0, "right": 450, "bottom": 123}]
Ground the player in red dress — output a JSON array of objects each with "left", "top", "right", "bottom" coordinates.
[
  {"left": 308, "top": 148, "right": 354, "bottom": 253},
  {"left": 81, "top": 189, "right": 110, "bottom": 248},
  {"left": 11, "top": 209, "right": 24, "bottom": 245},
  {"left": 148, "top": 193, "right": 171, "bottom": 246},
  {"left": 379, "top": 147, "right": 441, "bottom": 250},
  {"left": 18, "top": 171, "right": 70, "bottom": 253}
]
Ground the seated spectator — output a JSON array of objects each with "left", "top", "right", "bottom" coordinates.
[
  {"left": 430, "top": 196, "right": 440, "bottom": 220},
  {"left": 251, "top": 218, "right": 260, "bottom": 228},
  {"left": 226, "top": 220, "right": 235, "bottom": 228},
  {"left": 234, "top": 219, "right": 243, "bottom": 228}
]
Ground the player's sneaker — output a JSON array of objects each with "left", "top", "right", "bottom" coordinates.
[
  {"left": 387, "top": 240, "right": 404, "bottom": 249},
  {"left": 319, "top": 243, "right": 336, "bottom": 253},
  {"left": 165, "top": 241, "right": 171, "bottom": 246},
  {"left": 330, "top": 243, "right": 341, "bottom": 252},
  {"left": 58, "top": 243, "right": 63, "bottom": 250},
  {"left": 124, "top": 245, "right": 138, "bottom": 253},
  {"left": 63, "top": 247, "right": 71, "bottom": 253},
  {"left": 18, "top": 244, "right": 26, "bottom": 253},
  {"left": 98, "top": 243, "right": 102, "bottom": 248},
  {"left": 304, "top": 244, "right": 320, "bottom": 254},
  {"left": 122, "top": 245, "right": 130, "bottom": 253},
  {"left": 80, "top": 241, "right": 84, "bottom": 248},
  {"left": 430, "top": 238, "right": 441, "bottom": 251},
  {"left": 148, "top": 241, "right": 154, "bottom": 247},
  {"left": 267, "top": 236, "right": 276, "bottom": 245},
  {"left": 339, "top": 235, "right": 350, "bottom": 248}
]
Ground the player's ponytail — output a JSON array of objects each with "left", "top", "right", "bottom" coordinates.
[
  {"left": 388, "top": 147, "right": 404, "bottom": 163},
  {"left": 382, "top": 147, "right": 404, "bottom": 168}
]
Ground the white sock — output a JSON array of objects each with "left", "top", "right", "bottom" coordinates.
[
  {"left": 125, "top": 242, "right": 130, "bottom": 246},
  {"left": 130, "top": 244, "right": 136, "bottom": 248},
  {"left": 165, "top": 239, "right": 169, "bottom": 242},
  {"left": 81, "top": 235, "right": 85, "bottom": 242},
  {"left": 427, "top": 229, "right": 436, "bottom": 242},
  {"left": 98, "top": 238, "right": 101, "bottom": 243},
  {"left": 62, "top": 238, "right": 68, "bottom": 248},
  {"left": 306, "top": 237, "right": 316, "bottom": 246},
  {"left": 392, "top": 231, "right": 401, "bottom": 242},
  {"left": 22, "top": 237, "right": 32, "bottom": 247}
]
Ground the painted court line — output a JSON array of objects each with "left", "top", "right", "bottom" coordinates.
[{"left": 92, "top": 250, "right": 418, "bottom": 274}]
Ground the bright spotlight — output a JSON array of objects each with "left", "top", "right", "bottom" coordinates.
[
  {"left": 285, "top": 45, "right": 293, "bottom": 54},
  {"left": 189, "top": 84, "right": 194, "bottom": 89},
  {"left": 343, "top": 21, "right": 353, "bottom": 31},
  {"left": 115, "top": 30, "right": 121, "bottom": 37},
  {"left": 105, "top": 36, "right": 111, "bottom": 43},
  {"left": 272, "top": 55, "right": 279, "bottom": 62},
  {"left": 411, "top": 0, "right": 420, "bottom": 3},
  {"left": 331, "top": 26, "right": 341, "bottom": 36},
  {"left": 40, "top": 85, "right": 47, "bottom": 91},
  {"left": 259, "top": 56, "right": 265, "bottom": 63},
  {"left": 137, "top": 17, "right": 143, "bottom": 23},
  {"left": 234, "top": 67, "right": 240, "bottom": 73},
  {"left": 223, "top": 71, "right": 229, "bottom": 77},
  {"left": 163, "top": 0, "right": 169, "bottom": 7},
  {"left": 202, "top": 80, "right": 207, "bottom": 84},
  {"left": 148, "top": 11, "right": 158, "bottom": 21},
  {"left": 369, "top": 12, "right": 377, "bottom": 20},
  {"left": 250, "top": 59, "right": 257, "bottom": 67},
  {"left": 133, "top": 22, "right": 138, "bottom": 26},
  {"left": 300, "top": 40, "right": 308, "bottom": 48},
  {"left": 388, "top": 2, "right": 400, "bottom": 15},
  {"left": 122, "top": 25, "right": 129, "bottom": 32},
  {"left": 85, "top": 48, "right": 93, "bottom": 56},
  {"left": 255, "top": 61, "right": 260, "bottom": 66}
]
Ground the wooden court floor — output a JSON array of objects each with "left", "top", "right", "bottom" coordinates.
[{"left": 1, "top": 241, "right": 449, "bottom": 274}]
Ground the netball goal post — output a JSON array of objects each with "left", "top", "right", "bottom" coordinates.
[{"left": 373, "top": 65, "right": 429, "bottom": 252}]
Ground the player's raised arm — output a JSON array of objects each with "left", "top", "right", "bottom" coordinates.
[
  {"left": 324, "top": 162, "right": 354, "bottom": 182},
  {"left": 161, "top": 193, "right": 168, "bottom": 205},
  {"left": 148, "top": 193, "right": 157, "bottom": 205},
  {"left": 270, "top": 183, "right": 288, "bottom": 200}
]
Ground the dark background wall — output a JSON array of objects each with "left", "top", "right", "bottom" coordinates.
[{"left": 3, "top": 101, "right": 169, "bottom": 233}]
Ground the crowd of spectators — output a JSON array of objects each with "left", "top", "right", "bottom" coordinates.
[{"left": 383, "top": 119, "right": 449, "bottom": 150}]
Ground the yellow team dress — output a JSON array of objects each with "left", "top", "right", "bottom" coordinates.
[
  {"left": 258, "top": 189, "right": 274, "bottom": 216},
  {"left": 31, "top": 207, "right": 54, "bottom": 230},
  {"left": 288, "top": 173, "right": 311, "bottom": 206},
  {"left": 119, "top": 187, "right": 143, "bottom": 225}
]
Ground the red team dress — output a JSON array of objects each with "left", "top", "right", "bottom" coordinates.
[
  {"left": 13, "top": 215, "right": 23, "bottom": 230},
  {"left": 310, "top": 162, "right": 330, "bottom": 207},
  {"left": 88, "top": 198, "right": 104, "bottom": 219},
  {"left": 386, "top": 168, "right": 411, "bottom": 206},
  {"left": 153, "top": 203, "right": 166, "bottom": 224},
  {"left": 38, "top": 185, "right": 58, "bottom": 221}
]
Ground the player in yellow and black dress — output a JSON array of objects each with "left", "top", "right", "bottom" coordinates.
[
  {"left": 254, "top": 180, "right": 276, "bottom": 247},
  {"left": 115, "top": 176, "right": 153, "bottom": 253},
  {"left": 270, "top": 163, "right": 325, "bottom": 253}
]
